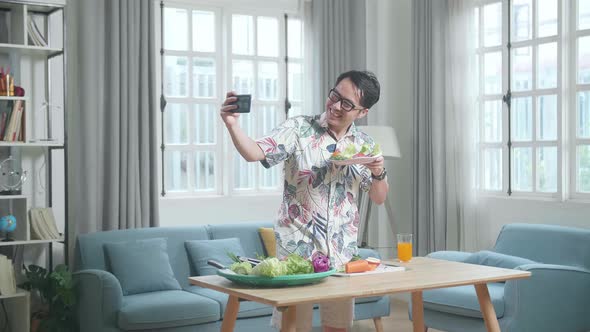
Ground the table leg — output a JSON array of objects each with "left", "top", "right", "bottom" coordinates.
[
  {"left": 474, "top": 284, "right": 501, "bottom": 332},
  {"left": 411, "top": 291, "right": 425, "bottom": 332},
  {"left": 221, "top": 295, "right": 240, "bottom": 332},
  {"left": 373, "top": 317, "right": 384, "bottom": 332},
  {"left": 280, "top": 305, "right": 297, "bottom": 332}
]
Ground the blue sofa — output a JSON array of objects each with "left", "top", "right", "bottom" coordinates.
[
  {"left": 415, "top": 223, "right": 590, "bottom": 332},
  {"left": 74, "top": 222, "right": 390, "bottom": 331}
]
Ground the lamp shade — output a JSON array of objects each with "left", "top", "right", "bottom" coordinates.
[{"left": 358, "top": 125, "right": 401, "bottom": 158}]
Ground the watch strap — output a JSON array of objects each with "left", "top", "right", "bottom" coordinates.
[{"left": 371, "top": 168, "right": 387, "bottom": 181}]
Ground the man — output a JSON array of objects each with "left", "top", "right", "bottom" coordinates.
[{"left": 220, "top": 70, "right": 389, "bottom": 332}]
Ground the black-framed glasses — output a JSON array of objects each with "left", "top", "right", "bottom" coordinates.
[{"left": 328, "top": 89, "right": 365, "bottom": 112}]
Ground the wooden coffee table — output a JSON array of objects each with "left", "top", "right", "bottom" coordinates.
[{"left": 189, "top": 257, "right": 531, "bottom": 332}]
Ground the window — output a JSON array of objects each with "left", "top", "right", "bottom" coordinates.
[
  {"left": 477, "top": 1, "right": 505, "bottom": 193},
  {"left": 475, "top": 0, "right": 572, "bottom": 197},
  {"left": 575, "top": 0, "right": 590, "bottom": 195},
  {"left": 159, "top": 1, "right": 304, "bottom": 196}
]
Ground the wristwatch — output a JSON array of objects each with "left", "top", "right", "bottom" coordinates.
[{"left": 371, "top": 168, "right": 387, "bottom": 181}]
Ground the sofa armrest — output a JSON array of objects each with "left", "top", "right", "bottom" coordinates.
[
  {"left": 503, "top": 264, "right": 590, "bottom": 332},
  {"left": 426, "top": 250, "right": 471, "bottom": 262},
  {"left": 74, "top": 269, "right": 123, "bottom": 332},
  {"left": 358, "top": 248, "right": 381, "bottom": 260}
]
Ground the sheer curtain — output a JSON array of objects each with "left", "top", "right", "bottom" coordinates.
[
  {"left": 412, "top": 0, "right": 478, "bottom": 255},
  {"left": 444, "top": 0, "right": 479, "bottom": 251}
]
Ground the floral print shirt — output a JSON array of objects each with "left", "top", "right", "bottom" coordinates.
[{"left": 256, "top": 112, "right": 375, "bottom": 268}]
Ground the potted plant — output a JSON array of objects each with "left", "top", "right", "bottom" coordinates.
[{"left": 20, "top": 264, "right": 77, "bottom": 332}]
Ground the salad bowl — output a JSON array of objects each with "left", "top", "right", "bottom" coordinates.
[{"left": 216, "top": 268, "right": 336, "bottom": 287}]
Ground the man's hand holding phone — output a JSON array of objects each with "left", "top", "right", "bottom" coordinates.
[{"left": 220, "top": 91, "right": 251, "bottom": 128}]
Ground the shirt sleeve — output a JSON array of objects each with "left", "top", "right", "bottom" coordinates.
[
  {"left": 357, "top": 133, "right": 376, "bottom": 192},
  {"left": 359, "top": 166, "right": 373, "bottom": 192},
  {"left": 255, "top": 117, "right": 299, "bottom": 168}
]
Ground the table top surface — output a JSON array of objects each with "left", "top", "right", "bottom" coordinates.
[{"left": 188, "top": 257, "right": 531, "bottom": 307}]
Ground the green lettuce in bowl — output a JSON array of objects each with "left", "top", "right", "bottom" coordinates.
[{"left": 330, "top": 143, "right": 381, "bottom": 160}]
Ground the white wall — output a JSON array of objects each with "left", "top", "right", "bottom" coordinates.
[
  {"left": 475, "top": 198, "right": 590, "bottom": 249},
  {"left": 159, "top": 194, "right": 281, "bottom": 225}
]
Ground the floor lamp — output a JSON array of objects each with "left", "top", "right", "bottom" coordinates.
[{"left": 357, "top": 126, "right": 401, "bottom": 249}]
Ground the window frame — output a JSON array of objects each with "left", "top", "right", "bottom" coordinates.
[
  {"left": 157, "top": 0, "right": 301, "bottom": 198},
  {"left": 476, "top": 0, "right": 510, "bottom": 195},
  {"left": 161, "top": 3, "right": 224, "bottom": 197},
  {"left": 226, "top": 8, "right": 287, "bottom": 195},
  {"left": 570, "top": 0, "right": 590, "bottom": 199},
  {"left": 476, "top": 0, "right": 575, "bottom": 200}
]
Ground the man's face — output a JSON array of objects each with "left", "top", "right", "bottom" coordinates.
[{"left": 325, "top": 78, "right": 368, "bottom": 131}]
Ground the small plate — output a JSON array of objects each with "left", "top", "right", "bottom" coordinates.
[
  {"left": 217, "top": 268, "right": 337, "bottom": 287},
  {"left": 331, "top": 154, "right": 382, "bottom": 166}
]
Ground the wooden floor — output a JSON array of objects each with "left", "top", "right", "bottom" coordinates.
[{"left": 350, "top": 297, "right": 444, "bottom": 332}]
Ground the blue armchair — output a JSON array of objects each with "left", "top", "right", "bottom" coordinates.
[{"left": 414, "top": 223, "right": 590, "bottom": 332}]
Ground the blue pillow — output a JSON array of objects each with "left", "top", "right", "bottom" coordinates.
[
  {"left": 185, "top": 238, "right": 245, "bottom": 276},
  {"left": 104, "top": 238, "right": 181, "bottom": 295},
  {"left": 464, "top": 250, "right": 537, "bottom": 269}
]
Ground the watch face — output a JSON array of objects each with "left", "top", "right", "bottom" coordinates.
[{"left": 372, "top": 169, "right": 387, "bottom": 180}]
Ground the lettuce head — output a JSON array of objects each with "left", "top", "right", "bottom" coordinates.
[
  {"left": 229, "top": 261, "right": 253, "bottom": 275},
  {"left": 251, "top": 257, "right": 288, "bottom": 277},
  {"left": 284, "top": 254, "right": 314, "bottom": 275}
]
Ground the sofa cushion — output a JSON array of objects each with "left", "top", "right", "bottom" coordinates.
[
  {"left": 186, "top": 286, "right": 274, "bottom": 319},
  {"left": 185, "top": 238, "right": 245, "bottom": 276},
  {"left": 423, "top": 282, "right": 505, "bottom": 319},
  {"left": 118, "top": 290, "right": 220, "bottom": 330},
  {"left": 104, "top": 238, "right": 181, "bottom": 295},
  {"left": 464, "top": 250, "right": 537, "bottom": 269},
  {"left": 75, "top": 226, "right": 211, "bottom": 290},
  {"left": 207, "top": 222, "right": 273, "bottom": 258},
  {"left": 258, "top": 227, "right": 276, "bottom": 257}
]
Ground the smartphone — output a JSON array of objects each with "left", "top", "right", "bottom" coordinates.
[{"left": 229, "top": 94, "right": 251, "bottom": 113}]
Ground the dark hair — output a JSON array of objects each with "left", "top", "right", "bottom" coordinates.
[{"left": 335, "top": 70, "right": 380, "bottom": 109}]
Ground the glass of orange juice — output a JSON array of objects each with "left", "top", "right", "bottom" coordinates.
[{"left": 396, "top": 233, "right": 413, "bottom": 262}]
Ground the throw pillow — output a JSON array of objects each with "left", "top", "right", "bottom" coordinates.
[
  {"left": 258, "top": 227, "right": 276, "bottom": 257},
  {"left": 185, "top": 238, "right": 245, "bottom": 276},
  {"left": 104, "top": 238, "right": 181, "bottom": 295},
  {"left": 464, "top": 250, "right": 537, "bottom": 269}
]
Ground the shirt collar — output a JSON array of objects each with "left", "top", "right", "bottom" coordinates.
[{"left": 318, "top": 111, "right": 358, "bottom": 139}]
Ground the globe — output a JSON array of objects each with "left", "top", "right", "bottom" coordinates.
[{"left": 0, "top": 215, "right": 17, "bottom": 233}]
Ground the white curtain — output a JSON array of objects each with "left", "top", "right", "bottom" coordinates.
[
  {"left": 444, "top": 0, "right": 479, "bottom": 251},
  {"left": 304, "top": 0, "right": 366, "bottom": 116},
  {"left": 66, "top": 0, "right": 160, "bottom": 263},
  {"left": 412, "top": 0, "right": 478, "bottom": 254}
]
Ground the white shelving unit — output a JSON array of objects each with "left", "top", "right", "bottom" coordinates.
[
  {"left": 0, "top": 43, "right": 62, "bottom": 57},
  {"left": 0, "top": 0, "right": 66, "bottom": 330},
  {"left": 0, "top": 289, "right": 29, "bottom": 332}
]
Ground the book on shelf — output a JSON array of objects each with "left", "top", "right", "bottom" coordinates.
[
  {"left": 0, "top": 254, "right": 16, "bottom": 296},
  {"left": 29, "top": 208, "right": 61, "bottom": 240},
  {"left": 27, "top": 15, "right": 48, "bottom": 47},
  {"left": 2, "top": 99, "right": 23, "bottom": 142},
  {"left": 0, "top": 111, "right": 7, "bottom": 138},
  {"left": 0, "top": 101, "right": 12, "bottom": 139},
  {"left": 0, "top": 11, "right": 8, "bottom": 44}
]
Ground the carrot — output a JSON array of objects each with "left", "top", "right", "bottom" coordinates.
[{"left": 345, "top": 259, "right": 370, "bottom": 273}]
